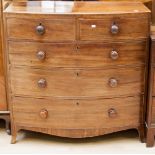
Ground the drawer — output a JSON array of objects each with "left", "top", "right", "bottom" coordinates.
[
  {"left": 152, "top": 39, "right": 155, "bottom": 64},
  {"left": 151, "top": 98, "right": 155, "bottom": 124},
  {"left": 78, "top": 17, "right": 149, "bottom": 41},
  {"left": 12, "top": 96, "right": 141, "bottom": 130},
  {"left": 152, "top": 68, "right": 155, "bottom": 96},
  {"left": 6, "top": 18, "right": 75, "bottom": 41},
  {"left": 9, "top": 41, "right": 147, "bottom": 68},
  {"left": 10, "top": 67, "right": 144, "bottom": 98}
]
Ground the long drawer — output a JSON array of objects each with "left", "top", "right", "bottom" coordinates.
[
  {"left": 152, "top": 68, "right": 155, "bottom": 96},
  {"left": 6, "top": 18, "right": 76, "bottom": 42},
  {"left": 10, "top": 67, "right": 144, "bottom": 98},
  {"left": 151, "top": 98, "right": 155, "bottom": 124},
  {"left": 9, "top": 41, "right": 147, "bottom": 68},
  {"left": 12, "top": 96, "right": 141, "bottom": 129}
]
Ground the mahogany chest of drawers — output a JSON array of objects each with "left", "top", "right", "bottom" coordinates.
[
  {"left": 0, "top": 0, "right": 6, "bottom": 111},
  {"left": 146, "top": 26, "right": 155, "bottom": 147},
  {"left": 0, "top": 0, "right": 10, "bottom": 134},
  {"left": 3, "top": 1, "right": 150, "bottom": 143}
]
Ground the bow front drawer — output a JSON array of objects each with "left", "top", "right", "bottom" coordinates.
[
  {"left": 9, "top": 41, "right": 147, "bottom": 68},
  {"left": 150, "top": 98, "right": 155, "bottom": 124},
  {"left": 78, "top": 16, "right": 149, "bottom": 41},
  {"left": 10, "top": 67, "right": 144, "bottom": 98},
  {"left": 12, "top": 96, "right": 141, "bottom": 138},
  {"left": 6, "top": 18, "right": 76, "bottom": 42}
]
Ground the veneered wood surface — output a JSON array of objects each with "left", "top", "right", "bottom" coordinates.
[
  {"left": 151, "top": 98, "right": 155, "bottom": 123},
  {"left": 6, "top": 15, "right": 149, "bottom": 42},
  {"left": 151, "top": 68, "right": 155, "bottom": 96},
  {"left": 6, "top": 18, "right": 76, "bottom": 42},
  {"left": 10, "top": 67, "right": 144, "bottom": 98},
  {"left": 78, "top": 17, "right": 149, "bottom": 41},
  {"left": 151, "top": 25, "right": 155, "bottom": 36},
  {"left": 8, "top": 41, "right": 147, "bottom": 68},
  {"left": 13, "top": 96, "right": 141, "bottom": 131},
  {"left": 146, "top": 27, "right": 155, "bottom": 147},
  {"left": 152, "top": 0, "right": 155, "bottom": 24},
  {"left": 3, "top": 1, "right": 150, "bottom": 141},
  {"left": 5, "top": 1, "right": 150, "bottom": 14},
  {"left": 0, "top": 0, "right": 7, "bottom": 110}
]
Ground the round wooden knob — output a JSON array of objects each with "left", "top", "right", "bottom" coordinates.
[
  {"left": 108, "top": 108, "right": 117, "bottom": 118},
  {"left": 111, "top": 23, "right": 119, "bottom": 34},
  {"left": 38, "top": 78, "right": 47, "bottom": 88},
  {"left": 109, "top": 78, "right": 118, "bottom": 87},
  {"left": 36, "top": 24, "right": 45, "bottom": 35},
  {"left": 36, "top": 51, "right": 46, "bottom": 61},
  {"left": 39, "top": 109, "right": 48, "bottom": 119},
  {"left": 110, "top": 50, "right": 119, "bottom": 60}
]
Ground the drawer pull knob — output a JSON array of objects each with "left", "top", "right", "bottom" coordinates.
[
  {"left": 39, "top": 109, "right": 48, "bottom": 119},
  {"left": 38, "top": 78, "right": 47, "bottom": 88},
  {"left": 111, "top": 23, "right": 119, "bottom": 34},
  {"left": 108, "top": 108, "right": 117, "bottom": 118},
  {"left": 36, "top": 23, "right": 45, "bottom": 35},
  {"left": 36, "top": 51, "right": 46, "bottom": 60},
  {"left": 110, "top": 50, "right": 119, "bottom": 60},
  {"left": 109, "top": 78, "right": 118, "bottom": 87}
]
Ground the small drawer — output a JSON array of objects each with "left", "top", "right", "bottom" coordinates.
[
  {"left": 6, "top": 18, "right": 76, "bottom": 42},
  {"left": 9, "top": 41, "right": 147, "bottom": 68},
  {"left": 12, "top": 96, "right": 141, "bottom": 137},
  {"left": 78, "top": 17, "right": 149, "bottom": 41},
  {"left": 10, "top": 67, "right": 144, "bottom": 98}
]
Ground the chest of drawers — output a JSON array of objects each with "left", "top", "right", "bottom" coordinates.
[
  {"left": 0, "top": 0, "right": 6, "bottom": 111},
  {"left": 0, "top": 0, "right": 11, "bottom": 135},
  {"left": 3, "top": 1, "right": 150, "bottom": 143},
  {"left": 146, "top": 26, "right": 155, "bottom": 147}
]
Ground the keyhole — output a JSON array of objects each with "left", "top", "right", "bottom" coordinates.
[
  {"left": 76, "top": 102, "right": 79, "bottom": 106},
  {"left": 75, "top": 46, "right": 79, "bottom": 52},
  {"left": 76, "top": 72, "right": 79, "bottom": 76}
]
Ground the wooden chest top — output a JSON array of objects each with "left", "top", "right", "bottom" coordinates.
[
  {"left": 4, "top": 1, "right": 150, "bottom": 42},
  {"left": 4, "top": 1, "right": 150, "bottom": 15}
]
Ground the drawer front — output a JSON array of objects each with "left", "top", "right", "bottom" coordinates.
[
  {"left": 151, "top": 98, "right": 155, "bottom": 124},
  {"left": 10, "top": 67, "right": 144, "bottom": 98},
  {"left": 6, "top": 18, "right": 75, "bottom": 41},
  {"left": 79, "top": 17, "right": 149, "bottom": 41},
  {"left": 12, "top": 96, "right": 141, "bottom": 129},
  {"left": 9, "top": 41, "right": 147, "bottom": 68},
  {"left": 152, "top": 68, "right": 155, "bottom": 96},
  {"left": 152, "top": 39, "right": 155, "bottom": 64}
]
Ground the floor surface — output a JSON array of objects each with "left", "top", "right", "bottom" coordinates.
[{"left": 1, "top": 120, "right": 155, "bottom": 154}]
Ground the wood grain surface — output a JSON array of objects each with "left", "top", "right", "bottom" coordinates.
[
  {"left": 3, "top": 1, "right": 150, "bottom": 142},
  {"left": 10, "top": 67, "right": 144, "bottom": 98},
  {"left": 0, "top": 0, "right": 7, "bottom": 110},
  {"left": 8, "top": 41, "right": 147, "bottom": 68},
  {"left": 12, "top": 96, "right": 141, "bottom": 137}
]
